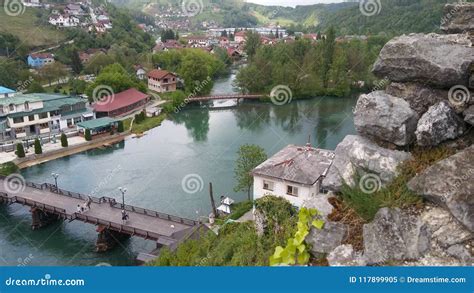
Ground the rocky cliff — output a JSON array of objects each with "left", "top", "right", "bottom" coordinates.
[{"left": 313, "top": 3, "right": 474, "bottom": 266}]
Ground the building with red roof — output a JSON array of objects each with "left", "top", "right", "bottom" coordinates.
[
  {"left": 93, "top": 88, "right": 150, "bottom": 118},
  {"left": 147, "top": 69, "right": 177, "bottom": 93}
]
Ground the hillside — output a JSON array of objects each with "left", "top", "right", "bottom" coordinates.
[{"left": 0, "top": 7, "right": 66, "bottom": 48}]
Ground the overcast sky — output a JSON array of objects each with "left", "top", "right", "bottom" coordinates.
[{"left": 245, "top": 0, "right": 345, "bottom": 7}]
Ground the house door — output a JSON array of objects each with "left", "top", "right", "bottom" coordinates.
[{"left": 29, "top": 125, "right": 36, "bottom": 134}]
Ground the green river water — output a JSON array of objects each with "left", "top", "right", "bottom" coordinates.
[{"left": 0, "top": 72, "right": 356, "bottom": 266}]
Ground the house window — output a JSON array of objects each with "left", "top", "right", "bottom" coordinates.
[
  {"left": 286, "top": 185, "right": 299, "bottom": 197},
  {"left": 24, "top": 101, "right": 29, "bottom": 110},
  {"left": 28, "top": 115, "right": 35, "bottom": 121},
  {"left": 263, "top": 180, "right": 274, "bottom": 191},
  {"left": 39, "top": 112, "right": 48, "bottom": 119},
  {"left": 13, "top": 117, "right": 24, "bottom": 124},
  {"left": 9, "top": 104, "right": 14, "bottom": 111}
]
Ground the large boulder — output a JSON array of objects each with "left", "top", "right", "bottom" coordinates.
[
  {"left": 464, "top": 105, "right": 474, "bottom": 125},
  {"left": 440, "top": 3, "right": 474, "bottom": 34},
  {"left": 306, "top": 221, "right": 347, "bottom": 254},
  {"left": 415, "top": 101, "right": 466, "bottom": 146},
  {"left": 327, "top": 245, "right": 367, "bottom": 266},
  {"left": 354, "top": 91, "right": 418, "bottom": 146},
  {"left": 363, "top": 208, "right": 431, "bottom": 265},
  {"left": 321, "top": 135, "right": 412, "bottom": 192},
  {"left": 385, "top": 82, "right": 447, "bottom": 115},
  {"left": 372, "top": 33, "right": 474, "bottom": 88},
  {"left": 408, "top": 145, "right": 474, "bottom": 232}
]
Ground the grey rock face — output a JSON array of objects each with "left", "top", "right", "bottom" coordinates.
[
  {"left": 307, "top": 221, "right": 346, "bottom": 254},
  {"left": 464, "top": 105, "right": 474, "bottom": 125},
  {"left": 327, "top": 245, "right": 367, "bottom": 266},
  {"left": 321, "top": 135, "right": 412, "bottom": 192},
  {"left": 372, "top": 33, "right": 474, "bottom": 88},
  {"left": 408, "top": 145, "right": 474, "bottom": 232},
  {"left": 446, "top": 244, "right": 473, "bottom": 265},
  {"left": 385, "top": 82, "right": 447, "bottom": 115},
  {"left": 440, "top": 3, "right": 474, "bottom": 34},
  {"left": 415, "top": 101, "right": 466, "bottom": 146},
  {"left": 421, "top": 206, "right": 473, "bottom": 248},
  {"left": 354, "top": 91, "right": 418, "bottom": 146},
  {"left": 363, "top": 208, "right": 431, "bottom": 265},
  {"left": 470, "top": 74, "right": 474, "bottom": 89}
]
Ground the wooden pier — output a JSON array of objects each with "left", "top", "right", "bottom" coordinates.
[{"left": 0, "top": 176, "right": 204, "bottom": 253}]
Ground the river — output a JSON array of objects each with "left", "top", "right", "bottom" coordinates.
[{"left": 0, "top": 70, "right": 357, "bottom": 266}]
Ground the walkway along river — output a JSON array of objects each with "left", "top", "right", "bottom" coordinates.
[{"left": 0, "top": 71, "right": 357, "bottom": 265}]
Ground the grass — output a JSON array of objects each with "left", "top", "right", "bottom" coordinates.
[
  {"left": 130, "top": 114, "right": 167, "bottom": 134},
  {"left": 340, "top": 145, "right": 456, "bottom": 222},
  {"left": 0, "top": 8, "right": 66, "bottom": 48},
  {"left": 151, "top": 196, "right": 296, "bottom": 266}
]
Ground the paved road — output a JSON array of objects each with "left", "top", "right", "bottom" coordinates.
[{"left": 0, "top": 179, "right": 195, "bottom": 240}]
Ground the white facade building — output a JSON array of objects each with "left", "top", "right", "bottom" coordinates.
[{"left": 252, "top": 144, "right": 335, "bottom": 207}]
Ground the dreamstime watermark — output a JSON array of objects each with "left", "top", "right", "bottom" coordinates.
[
  {"left": 352, "top": 77, "right": 389, "bottom": 114},
  {"left": 269, "top": 85, "right": 293, "bottom": 106},
  {"left": 359, "top": 173, "right": 382, "bottom": 194},
  {"left": 3, "top": 173, "right": 26, "bottom": 194},
  {"left": 5, "top": 274, "right": 85, "bottom": 287},
  {"left": 181, "top": 173, "right": 204, "bottom": 194},
  {"left": 181, "top": 0, "right": 204, "bottom": 17},
  {"left": 16, "top": 76, "right": 34, "bottom": 93},
  {"left": 174, "top": 76, "right": 212, "bottom": 113},
  {"left": 92, "top": 85, "right": 115, "bottom": 106},
  {"left": 17, "top": 253, "right": 34, "bottom": 267},
  {"left": 359, "top": 0, "right": 382, "bottom": 17},
  {"left": 448, "top": 85, "right": 471, "bottom": 107},
  {"left": 89, "top": 164, "right": 122, "bottom": 197},
  {"left": 440, "top": 0, "right": 467, "bottom": 26},
  {"left": 3, "top": 0, "right": 26, "bottom": 17}
]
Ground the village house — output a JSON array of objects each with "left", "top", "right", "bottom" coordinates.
[
  {"left": 147, "top": 69, "right": 177, "bottom": 93},
  {"left": 27, "top": 53, "right": 54, "bottom": 68},
  {"left": 0, "top": 91, "right": 94, "bottom": 142},
  {"left": 48, "top": 13, "right": 80, "bottom": 27},
  {"left": 93, "top": 88, "right": 150, "bottom": 118},
  {"left": 134, "top": 65, "right": 147, "bottom": 80},
  {"left": 152, "top": 40, "right": 183, "bottom": 53},
  {"left": 234, "top": 31, "right": 246, "bottom": 43},
  {"left": 64, "top": 3, "right": 85, "bottom": 15},
  {"left": 186, "top": 36, "right": 210, "bottom": 48},
  {"left": 252, "top": 144, "right": 335, "bottom": 207}
]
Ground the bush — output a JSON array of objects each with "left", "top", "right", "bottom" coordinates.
[
  {"left": 84, "top": 129, "right": 92, "bottom": 141},
  {"left": 16, "top": 143, "right": 25, "bottom": 158},
  {"left": 60, "top": 133, "right": 68, "bottom": 147},
  {"left": 34, "top": 138, "right": 42, "bottom": 154},
  {"left": 0, "top": 162, "right": 19, "bottom": 176},
  {"left": 117, "top": 120, "right": 124, "bottom": 133}
]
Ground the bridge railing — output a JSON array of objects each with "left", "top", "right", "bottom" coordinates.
[
  {"left": 0, "top": 191, "right": 68, "bottom": 216},
  {"left": 0, "top": 176, "right": 198, "bottom": 227},
  {"left": 74, "top": 212, "right": 163, "bottom": 240}
]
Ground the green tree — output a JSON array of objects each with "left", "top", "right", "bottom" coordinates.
[
  {"left": 117, "top": 120, "right": 124, "bottom": 133},
  {"left": 16, "top": 143, "right": 25, "bottom": 158},
  {"left": 26, "top": 81, "right": 45, "bottom": 94},
  {"left": 84, "top": 129, "right": 92, "bottom": 141},
  {"left": 34, "top": 138, "right": 42, "bottom": 155},
  {"left": 321, "top": 26, "right": 336, "bottom": 87},
  {"left": 244, "top": 30, "right": 261, "bottom": 60},
  {"left": 70, "top": 49, "right": 83, "bottom": 74},
  {"left": 60, "top": 133, "right": 68, "bottom": 147},
  {"left": 234, "top": 144, "right": 267, "bottom": 201}
]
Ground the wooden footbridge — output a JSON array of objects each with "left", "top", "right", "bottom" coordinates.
[
  {"left": 0, "top": 176, "right": 206, "bottom": 253},
  {"left": 188, "top": 94, "right": 264, "bottom": 102}
]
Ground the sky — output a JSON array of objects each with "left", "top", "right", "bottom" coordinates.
[{"left": 245, "top": 0, "right": 345, "bottom": 7}]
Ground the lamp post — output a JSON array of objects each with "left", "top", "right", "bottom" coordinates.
[
  {"left": 118, "top": 187, "right": 127, "bottom": 209},
  {"left": 51, "top": 173, "right": 59, "bottom": 192}
]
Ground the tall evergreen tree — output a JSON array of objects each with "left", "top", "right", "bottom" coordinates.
[{"left": 71, "top": 49, "right": 83, "bottom": 75}]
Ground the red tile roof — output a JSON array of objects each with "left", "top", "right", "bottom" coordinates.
[
  {"left": 147, "top": 69, "right": 176, "bottom": 80},
  {"left": 93, "top": 88, "right": 149, "bottom": 112}
]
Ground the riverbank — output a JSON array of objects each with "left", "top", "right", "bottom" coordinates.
[{"left": 15, "top": 132, "right": 129, "bottom": 169}]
